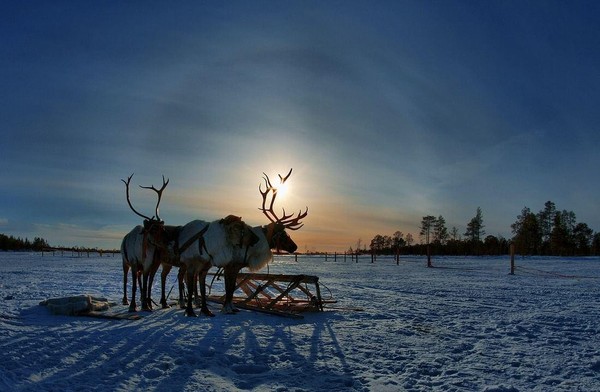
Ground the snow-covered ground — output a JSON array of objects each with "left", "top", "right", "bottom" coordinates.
[{"left": 1, "top": 252, "right": 599, "bottom": 391}]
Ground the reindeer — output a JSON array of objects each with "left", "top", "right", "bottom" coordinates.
[
  {"left": 120, "top": 174, "right": 169, "bottom": 312},
  {"left": 217, "top": 169, "right": 308, "bottom": 314},
  {"left": 156, "top": 215, "right": 259, "bottom": 317}
]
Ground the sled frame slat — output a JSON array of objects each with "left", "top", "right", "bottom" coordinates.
[{"left": 207, "top": 272, "right": 332, "bottom": 317}]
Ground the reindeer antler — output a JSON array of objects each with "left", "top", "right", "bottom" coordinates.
[
  {"left": 122, "top": 174, "right": 169, "bottom": 222},
  {"left": 278, "top": 207, "right": 309, "bottom": 231},
  {"left": 139, "top": 175, "right": 169, "bottom": 222},
  {"left": 259, "top": 168, "right": 308, "bottom": 230},
  {"left": 122, "top": 174, "right": 153, "bottom": 221}
]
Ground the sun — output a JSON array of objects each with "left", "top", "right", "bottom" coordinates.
[{"left": 275, "top": 180, "right": 289, "bottom": 199}]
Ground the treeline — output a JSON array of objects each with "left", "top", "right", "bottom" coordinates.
[
  {"left": 0, "top": 233, "right": 50, "bottom": 251},
  {"left": 511, "top": 201, "right": 600, "bottom": 256},
  {"left": 0, "top": 233, "right": 119, "bottom": 254},
  {"left": 363, "top": 203, "right": 600, "bottom": 257}
]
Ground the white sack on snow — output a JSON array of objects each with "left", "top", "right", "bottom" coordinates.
[{"left": 40, "top": 295, "right": 115, "bottom": 316}]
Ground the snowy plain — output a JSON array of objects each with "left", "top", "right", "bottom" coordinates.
[{"left": 1, "top": 252, "right": 599, "bottom": 392}]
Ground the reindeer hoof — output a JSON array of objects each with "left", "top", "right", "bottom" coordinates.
[
  {"left": 122, "top": 299, "right": 129, "bottom": 306},
  {"left": 185, "top": 311, "right": 197, "bottom": 317},
  {"left": 201, "top": 308, "right": 215, "bottom": 317},
  {"left": 221, "top": 303, "right": 238, "bottom": 314},
  {"left": 161, "top": 303, "right": 170, "bottom": 309},
  {"left": 128, "top": 306, "right": 137, "bottom": 313}
]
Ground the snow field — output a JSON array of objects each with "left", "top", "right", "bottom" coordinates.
[{"left": 1, "top": 253, "right": 599, "bottom": 391}]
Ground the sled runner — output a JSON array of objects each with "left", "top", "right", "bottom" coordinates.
[{"left": 207, "top": 272, "right": 336, "bottom": 319}]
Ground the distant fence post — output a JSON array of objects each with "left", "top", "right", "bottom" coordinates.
[
  {"left": 427, "top": 245, "right": 432, "bottom": 268},
  {"left": 510, "top": 243, "right": 515, "bottom": 275},
  {"left": 334, "top": 252, "right": 337, "bottom": 262}
]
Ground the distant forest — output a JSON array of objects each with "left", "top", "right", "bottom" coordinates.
[
  {"left": 0, "top": 234, "right": 50, "bottom": 251},
  {"left": 364, "top": 201, "right": 600, "bottom": 257},
  {"left": 0, "top": 234, "right": 110, "bottom": 253}
]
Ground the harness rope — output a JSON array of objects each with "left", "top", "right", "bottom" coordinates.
[{"left": 178, "top": 224, "right": 210, "bottom": 256}]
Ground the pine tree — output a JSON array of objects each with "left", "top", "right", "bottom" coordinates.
[
  {"left": 433, "top": 215, "right": 449, "bottom": 245},
  {"left": 419, "top": 216, "right": 436, "bottom": 244},
  {"left": 537, "top": 201, "right": 556, "bottom": 246},
  {"left": 465, "top": 207, "right": 485, "bottom": 243},
  {"left": 573, "top": 223, "right": 593, "bottom": 255},
  {"left": 550, "top": 212, "right": 571, "bottom": 256},
  {"left": 511, "top": 207, "right": 541, "bottom": 255}
]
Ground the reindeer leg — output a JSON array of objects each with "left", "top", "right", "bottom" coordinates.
[
  {"left": 178, "top": 266, "right": 186, "bottom": 309},
  {"left": 185, "top": 269, "right": 197, "bottom": 317},
  {"left": 222, "top": 266, "right": 240, "bottom": 314},
  {"left": 160, "top": 264, "right": 172, "bottom": 309},
  {"left": 129, "top": 267, "right": 137, "bottom": 312},
  {"left": 193, "top": 271, "right": 201, "bottom": 307},
  {"left": 147, "top": 267, "right": 157, "bottom": 311},
  {"left": 136, "top": 270, "right": 143, "bottom": 305},
  {"left": 122, "top": 262, "right": 129, "bottom": 305},
  {"left": 199, "top": 264, "right": 214, "bottom": 317},
  {"left": 141, "top": 270, "right": 151, "bottom": 311},
  {"left": 146, "top": 258, "right": 162, "bottom": 311}
]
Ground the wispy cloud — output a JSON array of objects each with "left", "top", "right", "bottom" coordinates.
[{"left": 1, "top": 2, "right": 599, "bottom": 251}]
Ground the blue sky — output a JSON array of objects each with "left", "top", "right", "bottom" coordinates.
[{"left": 1, "top": 1, "right": 599, "bottom": 251}]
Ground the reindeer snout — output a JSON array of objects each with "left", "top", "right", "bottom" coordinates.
[{"left": 287, "top": 241, "right": 298, "bottom": 253}]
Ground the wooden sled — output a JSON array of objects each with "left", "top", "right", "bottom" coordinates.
[{"left": 207, "top": 272, "right": 336, "bottom": 319}]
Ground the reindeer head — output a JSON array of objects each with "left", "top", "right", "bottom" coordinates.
[{"left": 259, "top": 169, "right": 308, "bottom": 254}]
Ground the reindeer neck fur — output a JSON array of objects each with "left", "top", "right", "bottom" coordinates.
[
  {"left": 121, "top": 225, "right": 158, "bottom": 271},
  {"left": 242, "top": 226, "right": 273, "bottom": 272}
]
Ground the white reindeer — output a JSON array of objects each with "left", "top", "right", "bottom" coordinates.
[
  {"left": 120, "top": 174, "right": 169, "bottom": 312},
  {"left": 156, "top": 215, "right": 259, "bottom": 317}
]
